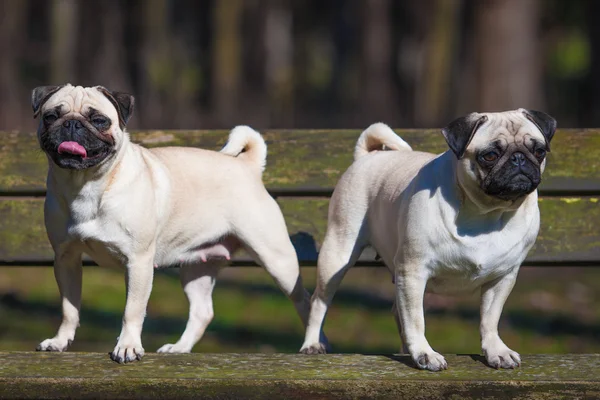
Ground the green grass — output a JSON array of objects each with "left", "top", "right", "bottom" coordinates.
[{"left": 0, "top": 266, "right": 598, "bottom": 354}]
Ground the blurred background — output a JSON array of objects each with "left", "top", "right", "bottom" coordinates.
[
  {"left": 0, "top": 0, "right": 598, "bottom": 356},
  {"left": 0, "top": 0, "right": 599, "bottom": 130}
]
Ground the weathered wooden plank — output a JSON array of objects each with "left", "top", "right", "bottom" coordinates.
[
  {"left": 0, "top": 197, "right": 598, "bottom": 265},
  {"left": 1, "top": 129, "right": 599, "bottom": 194},
  {"left": 0, "top": 353, "right": 597, "bottom": 399}
]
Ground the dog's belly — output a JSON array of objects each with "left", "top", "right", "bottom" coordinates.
[
  {"left": 425, "top": 274, "right": 490, "bottom": 295},
  {"left": 181, "top": 235, "right": 241, "bottom": 264},
  {"left": 155, "top": 235, "right": 241, "bottom": 267},
  {"left": 192, "top": 243, "right": 232, "bottom": 262},
  {"left": 66, "top": 211, "right": 243, "bottom": 268}
]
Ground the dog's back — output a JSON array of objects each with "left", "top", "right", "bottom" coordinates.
[
  {"left": 339, "top": 128, "right": 437, "bottom": 209},
  {"left": 147, "top": 126, "right": 268, "bottom": 199}
]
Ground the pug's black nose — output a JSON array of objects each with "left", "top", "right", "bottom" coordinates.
[
  {"left": 63, "top": 120, "right": 82, "bottom": 129},
  {"left": 511, "top": 152, "right": 526, "bottom": 166}
]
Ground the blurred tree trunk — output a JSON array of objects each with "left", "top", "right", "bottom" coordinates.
[
  {"left": 265, "top": 0, "right": 294, "bottom": 127},
  {"left": 585, "top": 0, "right": 600, "bottom": 125},
  {"left": 361, "top": 0, "right": 394, "bottom": 123},
  {"left": 139, "top": 0, "right": 170, "bottom": 128},
  {"left": 94, "top": 1, "right": 130, "bottom": 92},
  {"left": 212, "top": 0, "right": 243, "bottom": 126},
  {"left": 475, "top": 0, "right": 543, "bottom": 110},
  {"left": 51, "top": 0, "right": 78, "bottom": 84},
  {"left": 415, "top": 0, "right": 462, "bottom": 127},
  {"left": 237, "top": 0, "right": 268, "bottom": 127},
  {"left": 170, "top": 31, "right": 203, "bottom": 128},
  {"left": 0, "top": 0, "right": 26, "bottom": 128}
]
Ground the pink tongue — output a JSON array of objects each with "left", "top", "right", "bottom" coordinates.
[{"left": 57, "top": 141, "right": 87, "bottom": 158}]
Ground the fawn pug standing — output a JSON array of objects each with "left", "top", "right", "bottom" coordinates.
[
  {"left": 301, "top": 110, "right": 556, "bottom": 371},
  {"left": 33, "top": 84, "right": 313, "bottom": 363}
]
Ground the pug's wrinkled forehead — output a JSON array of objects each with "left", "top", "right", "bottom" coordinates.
[
  {"left": 468, "top": 109, "right": 547, "bottom": 151},
  {"left": 34, "top": 83, "right": 134, "bottom": 131},
  {"left": 442, "top": 108, "right": 556, "bottom": 160},
  {"left": 42, "top": 84, "right": 120, "bottom": 125}
]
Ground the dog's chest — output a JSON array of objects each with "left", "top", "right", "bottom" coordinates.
[
  {"left": 67, "top": 218, "right": 131, "bottom": 264},
  {"left": 425, "top": 215, "right": 538, "bottom": 294},
  {"left": 59, "top": 194, "right": 134, "bottom": 264},
  {"left": 68, "top": 217, "right": 126, "bottom": 244}
]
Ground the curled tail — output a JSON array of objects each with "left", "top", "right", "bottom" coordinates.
[
  {"left": 354, "top": 122, "right": 412, "bottom": 161},
  {"left": 220, "top": 125, "right": 267, "bottom": 173}
]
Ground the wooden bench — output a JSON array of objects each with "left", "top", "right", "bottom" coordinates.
[
  {"left": 0, "top": 353, "right": 598, "bottom": 399},
  {"left": 0, "top": 129, "right": 599, "bottom": 398},
  {"left": 1, "top": 129, "right": 600, "bottom": 266}
]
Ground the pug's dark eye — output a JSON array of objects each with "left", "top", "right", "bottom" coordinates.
[
  {"left": 480, "top": 151, "right": 499, "bottom": 163},
  {"left": 534, "top": 148, "right": 546, "bottom": 159},
  {"left": 91, "top": 117, "right": 109, "bottom": 126},
  {"left": 43, "top": 114, "right": 58, "bottom": 124}
]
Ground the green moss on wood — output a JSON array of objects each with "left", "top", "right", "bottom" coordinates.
[
  {"left": 0, "top": 199, "right": 48, "bottom": 260},
  {"left": 1, "top": 129, "right": 599, "bottom": 192},
  {"left": 0, "top": 353, "right": 598, "bottom": 399},
  {"left": 0, "top": 353, "right": 598, "bottom": 381},
  {"left": 0, "top": 197, "right": 598, "bottom": 264},
  {"left": 533, "top": 197, "right": 600, "bottom": 261}
]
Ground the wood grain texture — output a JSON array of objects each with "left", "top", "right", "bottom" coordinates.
[
  {"left": 1, "top": 129, "right": 599, "bottom": 194},
  {"left": 0, "top": 353, "right": 598, "bottom": 399},
  {"left": 0, "top": 197, "right": 598, "bottom": 265}
]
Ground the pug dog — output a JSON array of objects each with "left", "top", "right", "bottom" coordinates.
[
  {"left": 300, "top": 110, "right": 556, "bottom": 371},
  {"left": 33, "top": 84, "right": 313, "bottom": 363}
]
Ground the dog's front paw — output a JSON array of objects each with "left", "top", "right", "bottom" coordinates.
[
  {"left": 413, "top": 350, "right": 447, "bottom": 371},
  {"left": 299, "top": 342, "right": 327, "bottom": 355},
  {"left": 110, "top": 341, "right": 144, "bottom": 364},
  {"left": 483, "top": 342, "right": 521, "bottom": 369},
  {"left": 157, "top": 343, "right": 191, "bottom": 354},
  {"left": 36, "top": 337, "right": 72, "bottom": 352}
]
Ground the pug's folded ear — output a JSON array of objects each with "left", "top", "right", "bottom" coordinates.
[
  {"left": 520, "top": 109, "right": 557, "bottom": 151},
  {"left": 32, "top": 85, "right": 64, "bottom": 118},
  {"left": 441, "top": 113, "right": 488, "bottom": 159},
  {"left": 96, "top": 86, "right": 135, "bottom": 129}
]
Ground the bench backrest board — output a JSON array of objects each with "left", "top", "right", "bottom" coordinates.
[{"left": 0, "top": 129, "right": 598, "bottom": 267}]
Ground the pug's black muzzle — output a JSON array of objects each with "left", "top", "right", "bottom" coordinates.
[
  {"left": 40, "top": 118, "right": 114, "bottom": 170},
  {"left": 483, "top": 153, "right": 541, "bottom": 201}
]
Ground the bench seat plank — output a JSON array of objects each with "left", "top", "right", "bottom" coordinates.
[
  {"left": 0, "top": 353, "right": 598, "bottom": 399},
  {"left": 1, "top": 129, "right": 599, "bottom": 195},
  {"left": 1, "top": 197, "right": 598, "bottom": 266}
]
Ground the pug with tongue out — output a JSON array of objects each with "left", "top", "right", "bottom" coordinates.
[
  {"left": 58, "top": 141, "right": 87, "bottom": 157},
  {"left": 32, "top": 84, "right": 314, "bottom": 363}
]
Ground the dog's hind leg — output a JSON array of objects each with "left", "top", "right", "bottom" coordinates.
[
  {"left": 235, "top": 196, "right": 315, "bottom": 346},
  {"left": 157, "top": 262, "right": 220, "bottom": 353},
  {"left": 299, "top": 207, "right": 369, "bottom": 354}
]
